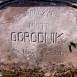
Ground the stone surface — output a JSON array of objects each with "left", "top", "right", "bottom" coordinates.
[{"left": 0, "top": 6, "right": 77, "bottom": 71}]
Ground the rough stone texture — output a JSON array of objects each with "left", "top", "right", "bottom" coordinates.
[{"left": 0, "top": 6, "right": 77, "bottom": 71}]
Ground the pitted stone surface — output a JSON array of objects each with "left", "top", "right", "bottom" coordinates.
[{"left": 0, "top": 6, "right": 77, "bottom": 70}]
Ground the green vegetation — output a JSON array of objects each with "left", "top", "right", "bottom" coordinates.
[
  {"left": 2, "top": 67, "right": 44, "bottom": 77},
  {"left": 1, "top": 65, "right": 77, "bottom": 77}
]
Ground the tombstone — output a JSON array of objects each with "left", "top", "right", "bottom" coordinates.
[{"left": 0, "top": 0, "right": 77, "bottom": 71}]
